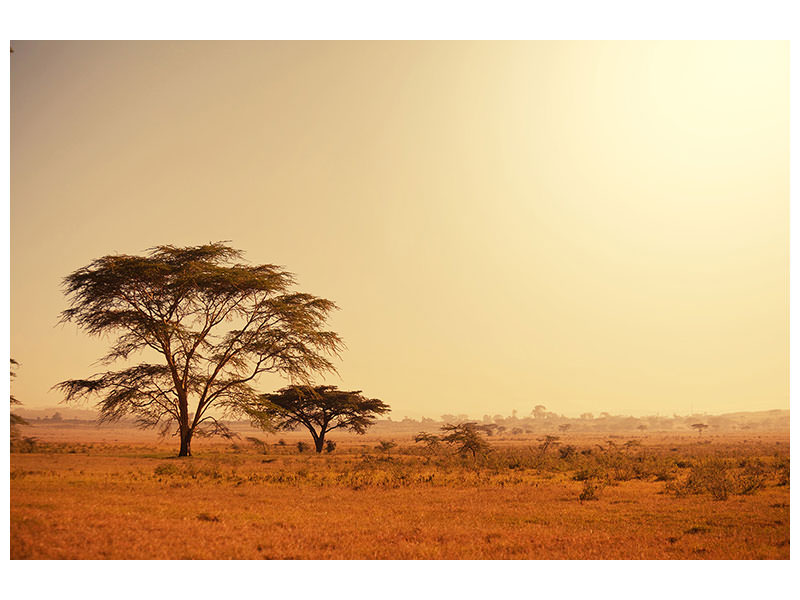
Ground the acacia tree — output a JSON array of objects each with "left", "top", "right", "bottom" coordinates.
[
  {"left": 55, "top": 243, "right": 343, "bottom": 456},
  {"left": 249, "top": 385, "right": 389, "bottom": 453},
  {"left": 440, "top": 422, "right": 492, "bottom": 458}
]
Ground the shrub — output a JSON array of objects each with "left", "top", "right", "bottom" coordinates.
[
  {"left": 596, "top": 451, "right": 637, "bottom": 482},
  {"left": 154, "top": 463, "right": 180, "bottom": 476},
  {"left": 653, "top": 465, "right": 676, "bottom": 482},
  {"left": 667, "top": 458, "right": 732, "bottom": 500},
  {"left": 733, "top": 459, "right": 767, "bottom": 495},
  {"left": 559, "top": 445, "right": 576, "bottom": 460},
  {"left": 325, "top": 440, "right": 337, "bottom": 453},
  {"left": 297, "top": 441, "right": 309, "bottom": 453},
  {"left": 13, "top": 436, "right": 39, "bottom": 453},
  {"left": 537, "top": 435, "right": 560, "bottom": 454},
  {"left": 245, "top": 436, "right": 268, "bottom": 454},
  {"left": 775, "top": 456, "right": 789, "bottom": 486},
  {"left": 579, "top": 478, "right": 605, "bottom": 502},
  {"left": 376, "top": 440, "right": 397, "bottom": 453},
  {"left": 573, "top": 467, "right": 604, "bottom": 482},
  {"left": 196, "top": 513, "right": 220, "bottom": 522}
]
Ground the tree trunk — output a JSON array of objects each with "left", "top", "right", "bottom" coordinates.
[
  {"left": 314, "top": 433, "right": 325, "bottom": 453},
  {"left": 179, "top": 428, "right": 193, "bottom": 457},
  {"left": 177, "top": 389, "right": 191, "bottom": 457}
]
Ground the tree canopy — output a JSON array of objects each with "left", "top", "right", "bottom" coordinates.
[
  {"left": 249, "top": 385, "right": 389, "bottom": 453},
  {"left": 55, "top": 243, "right": 343, "bottom": 456},
  {"left": 440, "top": 422, "right": 492, "bottom": 458}
]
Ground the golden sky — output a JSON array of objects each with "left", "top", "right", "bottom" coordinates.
[{"left": 10, "top": 41, "right": 788, "bottom": 418}]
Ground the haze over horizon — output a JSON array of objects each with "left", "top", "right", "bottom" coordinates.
[{"left": 10, "top": 41, "right": 789, "bottom": 420}]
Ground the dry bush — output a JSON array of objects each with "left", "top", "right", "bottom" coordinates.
[
  {"left": 11, "top": 436, "right": 39, "bottom": 453},
  {"left": 153, "top": 463, "right": 180, "bottom": 477},
  {"left": 732, "top": 459, "right": 768, "bottom": 495},
  {"left": 652, "top": 467, "right": 676, "bottom": 482},
  {"left": 376, "top": 440, "right": 397, "bottom": 453},
  {"left": 666, "top": 456, "right": 781, "bottom": 500},
  {"left": 559, "top": 445, "right": 577, "bottom": 459},
  {"left": 596, "top": 451, "right": 639, "bottom": 482},
  {"left": 667, "top": 458, "right": 732, "bottom": 500},
  {"left": 573, "top": 465, "right": 605, "bottom": 482},
  {"left": 774, "top": 456, "right": 790, "bottom": 487},
  {"left": 245, "top": 437, "right": 268, "bottom": 454},
  {"left": 579, "top": 477, "right": 606, "bottom": 502}
]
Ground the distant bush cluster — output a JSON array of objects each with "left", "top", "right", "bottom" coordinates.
[{"left": 665, "top": 457, "right": 777, "bottom": 501}]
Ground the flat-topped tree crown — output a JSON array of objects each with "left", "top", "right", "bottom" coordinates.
[
  {"left": 55, "top": 242, "right": 343, "bottom": 456},
  {"left": 250, "top": 385, "right": 390, "bottom": 453}
]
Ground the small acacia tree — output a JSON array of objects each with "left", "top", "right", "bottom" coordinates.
[
  {"left": 55, "top": 243, "right": 343, "bottom": 456},
  {"left": 691, "top": 423, "right": 709, "bottom": 435},
  {"left": 440, "top": 422, "right": 492, "bottom": 458},
  {"left": 250, "top": 385, "right": 389, "bottom": 453}
]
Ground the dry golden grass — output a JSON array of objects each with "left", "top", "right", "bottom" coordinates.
[{"left": 10, "top": 430, "right": 789, "bottom": 559}]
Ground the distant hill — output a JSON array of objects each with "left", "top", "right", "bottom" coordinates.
[{"left": 718, "top": 409, "right": 788, "bottom": 419}]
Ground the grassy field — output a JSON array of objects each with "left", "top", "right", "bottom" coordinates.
[{"left": 10, "top": 428, "right": 790, "bottom": 559}]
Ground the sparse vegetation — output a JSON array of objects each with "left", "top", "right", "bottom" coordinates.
[
  {"left": 10, "top": 421, "right": 790, "bottom": 559},
  {"left": 665, "top": 456, "right": 778, "bottom": 500}
]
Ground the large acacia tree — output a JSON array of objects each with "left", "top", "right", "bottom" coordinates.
[
  {"left": 55, "top": 243, "right": 343, "bottom": 456},
  {"left": 250, "top": 385, "right": 389, "bottom": 453}
]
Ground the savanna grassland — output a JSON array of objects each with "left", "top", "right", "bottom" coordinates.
[{"left": 10, "top": 426, "right": 789, "bottom": 559}]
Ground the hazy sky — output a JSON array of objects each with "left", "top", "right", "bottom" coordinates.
[{"left": 10, "top": 41, "right": 788, "bottom": 418}]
